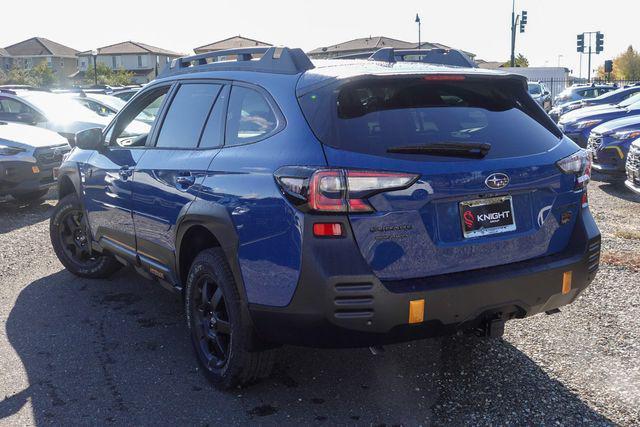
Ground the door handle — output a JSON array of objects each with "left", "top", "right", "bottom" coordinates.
[
  {"left": 118, "top": 166, "right": 133, "bottom": 180},
  {"left": 175, "top": 173, "right": 196, "bottom": 188}
]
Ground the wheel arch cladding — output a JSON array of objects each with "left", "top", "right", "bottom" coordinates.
[
  {"left": 175, "top": 201, "right": 247, "bottom": 302},
  {"left": 57, "top": 175, "right": 76, "bottom": 199}
]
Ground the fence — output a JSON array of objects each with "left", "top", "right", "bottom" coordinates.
[{"left": 528, "top": 78, "right": 640, "bottom": 101}]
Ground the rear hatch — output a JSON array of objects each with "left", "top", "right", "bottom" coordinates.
[{"left": 298, "top": 72, "right": 584, "bottom": 280}]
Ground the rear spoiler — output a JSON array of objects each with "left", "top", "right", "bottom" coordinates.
[{"left": 337, "top": 47, "right": 477, "bottom": 68}]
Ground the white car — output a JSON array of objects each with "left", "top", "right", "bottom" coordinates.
[{"left": 0, "top": 121, "right": 71, "bottom": 201}]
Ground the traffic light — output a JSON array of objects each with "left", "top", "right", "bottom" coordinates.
[
  {"left": 604, "top": 60, "right": 613, "bottom": 73},
  {"left": 577, "top": 34, "right": 585, "bottom": 53},
  {"left": 520, "top": 10, "right": 528, "bottom": 33},
  {"left": 596, "top": 32, "right": 605, "bottom": 54}
]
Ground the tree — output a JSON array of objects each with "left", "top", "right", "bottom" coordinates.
[
  {"left": 503, "top": 53, "right": 529, "bottom": 68},
  {"left": 1, "top": 62, "right": 57, "bottom": 87},
  {"left": 84, "top": 63, "right": 133, "bottom": 86},
  {"left": 30, "top": 62, "right": 57, "bottom": 87},
  {"left": 597, "top": 46, "right": 640, "bottom": 80}
]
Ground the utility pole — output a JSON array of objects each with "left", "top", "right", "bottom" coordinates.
[
  {"left": 577, "top": 31, "right": 604, "bottom": 83},
  {"left": 415, "top": 14, "right": 421, "bottom": 49},
  {"left": 510, "top": 1, "right": 527, "bottom": 67}
]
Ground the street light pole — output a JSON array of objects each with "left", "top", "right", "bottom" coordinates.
[
  {"left": 91, "top": 49, "right": 98, "bottom": 86},
  {"left": 510, "top": 0, "right": 516, "bottom": 67},
  {"left": 415, "top": 14, "right": 421, "bottom": 49}
]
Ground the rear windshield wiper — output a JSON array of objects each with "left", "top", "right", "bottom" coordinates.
[{"left": 386, "top": 142, "right": 491, "bottom": 158}]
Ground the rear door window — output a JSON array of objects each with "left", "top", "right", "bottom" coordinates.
[{"left": 299, "top": 77, "right": 562, "bottom": 160}]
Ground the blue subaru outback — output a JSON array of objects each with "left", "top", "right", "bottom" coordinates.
[{"left": 49, "top": 47, "right": 601, "bottom": 388}]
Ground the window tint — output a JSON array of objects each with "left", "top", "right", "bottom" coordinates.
[
  {"left": 107, "top": 85, "right": 170, "bottom": 148},
  {"left": 155, "top": 83, "right": 221, "bottom": 149},
  {"left": 0, "top": 98, "right": 33, "bottom": 114},
  {"left": 199, "top": 86, "right": 228, "bottom": 149},
  {"left": 299, "top": 77, "right": 562, "bottom": 161},
  {"left": 225, "top": 86, "right": 277, "bottom": 146}
]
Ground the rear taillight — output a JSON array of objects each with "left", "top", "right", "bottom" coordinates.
[
  {"left": 581, "top": 190, "right": 589, "bottom": 208},
  {"left": 275, "top": 167, "right": 418, "bottom": 213},
  {"left": 556, "top": 150, "right": 591, "bottom": 189}
]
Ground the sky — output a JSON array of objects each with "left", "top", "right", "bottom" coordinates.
[{"left": 2, "top": 0, "right": 638, "bottom": 77}]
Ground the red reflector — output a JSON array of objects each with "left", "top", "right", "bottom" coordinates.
[
  {"left": 423, "top": 75, "right": 466, "bottom": 81},
  {"left": 581, "top": 191, "right": 588, "bottom": 208},
  {"left": 313, "top": 223, "right": 343, "bottom": 237}
]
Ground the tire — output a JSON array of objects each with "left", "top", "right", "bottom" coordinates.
[
  {"left": 185, "top": 248, "right": 274, "bottom": 389},
  {"left": 50, "top": 193, "right": 121, "bottom": 279},
  {"left": 11, "top": 189, "right": 48, "bottom": 203}
]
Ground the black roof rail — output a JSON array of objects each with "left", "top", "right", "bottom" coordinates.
[{"left": 160, "top": 46, "right": 314, "bottom": 77}]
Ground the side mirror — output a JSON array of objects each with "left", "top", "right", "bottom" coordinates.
[
  {"left": 16, "top": 113, "right": 37, "bottom": 125},
  {"left": 75, "top": 127, "right": 105, "bottom": 151},
  {"left": 544, "top": 90, "right": 550, "bottom": 96}
]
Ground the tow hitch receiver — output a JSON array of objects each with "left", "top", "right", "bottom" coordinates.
[{"left": 477, "top": 318, "right": 505, "bottom": 338}]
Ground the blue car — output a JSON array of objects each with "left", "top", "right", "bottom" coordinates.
[
  {"left": 550, "top": 85, "right": 640, "bottom": 123},
  {"left": 588, "top": 116, "right": 640, "bottom": 179},
  {"left": 49, "top": 47, "right": 600, "bottom": 388},
  {"left": 554, "top": 84, "right": 617, "bottom": 106},
  {"left": 625, "top": 138, "right": 640, "bottom": 194},
  {"left": 558, "top": 95, "right": 640, "bottom": 147}
]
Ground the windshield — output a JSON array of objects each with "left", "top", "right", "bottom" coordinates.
[
  {"left": 528, "top": 83, "right": 542, "bottom": 95},
  {"left": 299, "top": 77, "right": 562, "bottom": 160},
  {"left": 619, "top": 93, "right": 640, "bottom": 108},
  {"left": 89, "top": 94, "right": 126, "bottom": 112},
  {"left": 23, "top": 92, "right": 102, "bottom": 123}
]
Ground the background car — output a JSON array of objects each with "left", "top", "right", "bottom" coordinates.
[
  {"left": 112, "top": 88, "right": 141, "bottom": 102},
  {"left": 588, "top": 116, "right": 640, "bottom": 180},
  {"left": 625, "top": 138, "right": 640, "bottom": 194},
  {"left": 558, "top": 95, "right": 640, "bottom": 147},
  {"left": 550, "top": 84, "right": 640, "bottom": 122},
  {"left": 72, "top": 93, "right": 127, "bottom": 118},
  {"left": 0, "top": 89, "right": 108, "bottom": 145},
  {"left": 528, "top": 82, "right": 552, "bottom": 112},
  {"left": 553, "top": 83, "right": 617, "bottom": 106},
  {"left": 0, "top": 121, "right": 71, "bottom": 201}
]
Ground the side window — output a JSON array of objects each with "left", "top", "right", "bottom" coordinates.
[
  {"left": 0, "top": 98, "right": 33, "bottom": 114},
  {"left": 199, "top": 86, "right": 229, "bottom": 149},
  {"left": 225, "top": 86, "right": 278, "bottom": 146},
  {"left": 155, "top": 83, "right": 221, "bottom": 149},
  {"left": 106, "top": 85, "right": 170, "bottom": 148}
]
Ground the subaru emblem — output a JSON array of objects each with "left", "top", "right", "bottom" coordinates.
[{"left": 485, "top": 173, "right": 510, "bottom": 190}]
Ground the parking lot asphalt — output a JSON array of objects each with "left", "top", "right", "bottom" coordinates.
[{"left": 0, "top": 177, "right": 639, "bottom": 426}]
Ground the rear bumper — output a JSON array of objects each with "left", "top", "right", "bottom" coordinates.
[
  {"left": 0, "top": 160, "right": 57, "bottom": 196},
  {"left": 249, "top": 210, "right": 601, "bottom": 348}
]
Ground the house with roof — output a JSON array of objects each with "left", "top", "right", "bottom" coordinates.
[
  {"left": 3, "top": 37, "right": 78, "bottom": 82},
  {"left": 0, "top": 48, "right": 12, "bottom": 72},
  {"left": 308, "top": 36, "right": 474, "bottom": 59},
  {"left": 193, "top": 35, "right": 272, "bottom": 55},
  {"left": 77, "top": 41, "right": 183, "bottom": 84}
]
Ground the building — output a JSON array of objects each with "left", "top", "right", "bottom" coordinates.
[
  {"left": 0, "top": 48, "right": 12, "bottom": 72},
  {"left": 307, "top": 36, "right": 474, "bottom": 59},
  {"left": 77, "top": 41, "right": 183, "bottom": 84},
  {"left": 3, "top": 37, "right": 78, "bottom": 83},
  {"left": 193, "top": 35, "right": 272, "bottom": 55}
]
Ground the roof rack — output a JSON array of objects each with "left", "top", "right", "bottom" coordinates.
[
  {"left": 160, "top": 46, "right": 315, "bottom": 77},
  {"left": 337, "top": 47, "right": 477, "bottom": 68}
]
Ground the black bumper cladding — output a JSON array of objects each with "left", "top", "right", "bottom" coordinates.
[{"left": 249, "top": 210, "right": 601, "bottom": 348}]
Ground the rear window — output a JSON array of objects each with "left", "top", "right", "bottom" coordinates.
[{"left": 299, "top": 76, "right": 562, "bottom": 160}]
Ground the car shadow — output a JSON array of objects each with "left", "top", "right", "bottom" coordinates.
[
  {"left": 0, "top": 190, "right": 56, "bottom": 234},
  {"left": 592, "top": 177, "right": 640, "bottom": 203},
  {"left": 2, "top": 269, "right": 613, "bottom": 425}
]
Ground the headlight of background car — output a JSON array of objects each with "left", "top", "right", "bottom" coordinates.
[
  {"left": 611, "top": 130, "right": 640, "bottom": 140},
  {"left": 565, "top": 104, "right": 582, "bottom": 113},
  {"left": 575, "top": 119, "right": 603, "bottom": 129},
  {"left": 0, "top": 144, "right": 26, "bottom": 156}
]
